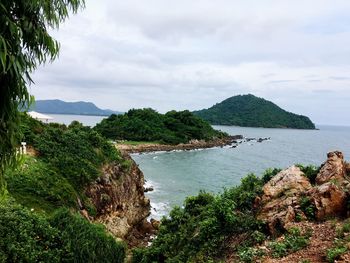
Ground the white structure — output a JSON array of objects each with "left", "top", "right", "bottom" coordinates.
[
  {"left": 21, "top": 142, "right": 27, "bottom": 155},
  {"left": 27, "top": 111, "right": 53, "bottom": 123}
]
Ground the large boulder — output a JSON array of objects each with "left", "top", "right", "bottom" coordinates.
[
  {"left": 261, "top": 166, "right": 312, "bottom": 203},
  {"left": 316, "top": 151, "right": 347, "bottom": 185},
  {"left": 257, "top": 151, "right": 350, "bottom": 234},
  {"left": 308, "top": 182, "right": 347, "bottom": 220},
  {"left": 257, "top": 166, "right": 312, "bottom": 234}
]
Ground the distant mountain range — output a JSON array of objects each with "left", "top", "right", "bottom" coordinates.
[
  {"left": 30, "top": 100, "right": 122, "bottom": 116},
  {"left": 193, "top": 94, "right": 316, "bottom": 129}
]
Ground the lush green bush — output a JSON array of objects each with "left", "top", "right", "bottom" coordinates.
[
  {"left": 94, "top": 108, "right": 227, "bottom": 144},
  {"left": 50, "top": 209, "right": 126, "bottom": 263},
  {"left": 299, "top": 196, "right": 316, "bottom": 220},
  {"left": 0, "top": 200, "right": 64, "bottom": 263},
  {"left": 24, "top": 118, "right": 121, "bottom": 189},
  {"left": 326, "top": 220, "right": 350, "bottom": 262},
  {"left": 297, "top": 164, "right": 320, "bottom": 185},
  {"left": 269, "top": 227, "right": 311, "bottom": 258},
  {"left": 133, "top": 174, "right": 267, "bottom": 263},
  {"left": 5, "top": 157, "right": 78, "bottom": 213}
]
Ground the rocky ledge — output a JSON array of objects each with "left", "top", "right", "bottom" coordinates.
[
  {"left": 84, "top": 153, "right": 156, "bottom": 247},
  {"left": 256, "top": 151, "right": 350, "bottom": 235},
  {"left": 115, "top": 135, "right": 243, "bottom": 154}
]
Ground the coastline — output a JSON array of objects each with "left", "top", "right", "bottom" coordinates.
[{"left": 115, "top": 135, "right": 244, "bottom": 154}]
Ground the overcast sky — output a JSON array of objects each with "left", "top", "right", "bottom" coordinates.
[{"left": 31, "top": 0, "right": 350, "bottom": 125}]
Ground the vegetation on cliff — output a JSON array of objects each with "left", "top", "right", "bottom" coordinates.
[
  {"left": 133, "top": 153, "right": 350, "bottom": 262},
  {"left": 133, "top": 170, "right": 280, "bottom": 263},
  {"left": 1, "top": 114, "right": 127, "bottom": 262},
  {"left": 193, "top": 94, "right": 316, "bottom": 129},
  {"left": 94, "top": 108, "right": 227, "bottom": 144}
]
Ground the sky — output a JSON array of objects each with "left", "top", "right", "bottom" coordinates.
[{"left": 31, "top": 0, "right": 350, "bottom": 125}]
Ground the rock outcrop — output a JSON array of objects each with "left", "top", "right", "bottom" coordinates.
[
  {"left": 315, "top": 151, "right": 346, "bottom": 185},
  {"left": 257, "top": 166, "right": 312, "bottom": 234},
  {"left": 308, "top": 182, "right": 347, "bottom": 220},
  {"left": 85, "top": 154, "right": 152, "bottom": 246},
  {"left": 257, "top": 151, "right": 350, "bottom": 234}
]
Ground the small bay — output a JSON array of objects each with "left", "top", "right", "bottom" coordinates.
[{"left": 132, "top": 125, "right": 350, "bottom": 219}]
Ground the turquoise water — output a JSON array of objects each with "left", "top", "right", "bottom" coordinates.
[{"left": 132, "top": 125, "right": 350, "bottom": 219}]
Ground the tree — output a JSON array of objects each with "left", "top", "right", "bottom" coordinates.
[{"left": 0, "top": 0, "right": 85, "bottom": 196}]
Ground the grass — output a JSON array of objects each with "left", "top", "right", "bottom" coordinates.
[
  {"left": 5, "top": 156, "right": 78, "bottom": 214},
  {"left": 327, "top": 219, "right": 350, "bottom": 262}
]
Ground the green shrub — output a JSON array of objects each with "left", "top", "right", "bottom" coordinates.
[
  {"left": 31, "top": 123, "right": 121, "bottom": 189},
  {"left": 261, "top": 168, "right": 281, "bottom": 184},
  {"left": 269, "top": 227, "right": 311, "bottom": 258},
  {"left": 50, "top": 209, "right": 126, "bottom": 263},
  {"left": 132, "top": 173, "right": 267, "bottom": 263},
  {"left": 0, "top": 200, "right": 64, "bottom": 262},
  {"left": 238, "top": 247, "right": 265, "bottom": 263},
  {"left": 299, "top": 196, "right": 316, "bottom": 220},
  {"left": 327, "top": 246, "right": 347, "bottom": 262},
  {"left": 5, "top": 157, "right": 78, "bottom": 213},
  {"left": 297, "top": 165, "right": 320, "bottom": 185}
]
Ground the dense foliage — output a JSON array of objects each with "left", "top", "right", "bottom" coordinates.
[
  {"left": 19, "top": 115, "right": 122, "bottom": 190},
  {"left": 94, "top": 108, "right": 227, "bottom": 144},
  {"left": 0, "top": 200, "right": 125, "bottom": 263},
  {"left": 193, "top": 94, "right": 316, "bottom": 129},
  {"left": 0, "top": 0, "right": 84, "bottom": 195},
  {"left": 0, "top": 200, "right": 64, "bottom": 263},
  {"left": 133, "top": 172, "right": 281, "bottom": 262},
  {"left": 50, "top": 209, "right": 126, "bottom": 263},
  {"left": 2, "top": 114, "right": 127, "bottom": 261}
]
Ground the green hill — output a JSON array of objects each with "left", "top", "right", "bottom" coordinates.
[
  {"left": 30, "top": 99, "right": 122, "bottom": 116},
  {"left": 193, "top": 94, "right": 316, "bottom": 129},
  {"left": 94, "top": 108, "right": 227, "bottom": 145}
]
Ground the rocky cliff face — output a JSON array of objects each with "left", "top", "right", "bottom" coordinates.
[
  {"left": 257, "top": 151, "right": 350, "bottom": 234},
  {"left": 85, "top": 154, "right": 153, "bottom": 246}
]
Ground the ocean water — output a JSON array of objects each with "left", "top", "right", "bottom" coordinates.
[
  {"left": 47, "top": 114, "right": 350, "bottom": 220},
  {"left": 132, "top": 125, "right": 350, "bottom": 219},
  {"left": 48, "top": 114, "right": 106, "bottom": 127}
]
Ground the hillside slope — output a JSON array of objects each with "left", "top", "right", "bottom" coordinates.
[
  {"left": 31, "top": 99, "right": 122, "bottom": 116},
  {"left": 193, "top": 94, "right": 316, "bottom": 129}
]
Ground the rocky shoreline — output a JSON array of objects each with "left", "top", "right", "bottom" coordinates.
[{"left": 115, "top": 135, "right": 245, "bottom": 154}]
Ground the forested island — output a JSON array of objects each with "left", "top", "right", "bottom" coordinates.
[
  {"left": 193, "top": 94, "right": 316, "bottom": 129},
  {"left": 94, "top": 108, "right": 228, "bottom": 145}
]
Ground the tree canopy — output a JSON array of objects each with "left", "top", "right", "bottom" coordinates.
[
  {"left": 193, "top": 94, "right": 316, "bottom": 129},
  {"left": 0, "top": 0, "right": 84, "bottom": 195},
  {"left": 94, "top": 108, "right": 227, "bottom": 145}
]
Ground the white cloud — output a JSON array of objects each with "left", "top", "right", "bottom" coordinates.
[{"left": 31, "top": 0, "right": 350, "bottom": 125}]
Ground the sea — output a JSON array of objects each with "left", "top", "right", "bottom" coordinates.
[{"left": 49, "top": 114, "right": 350, "bottom": 219}]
